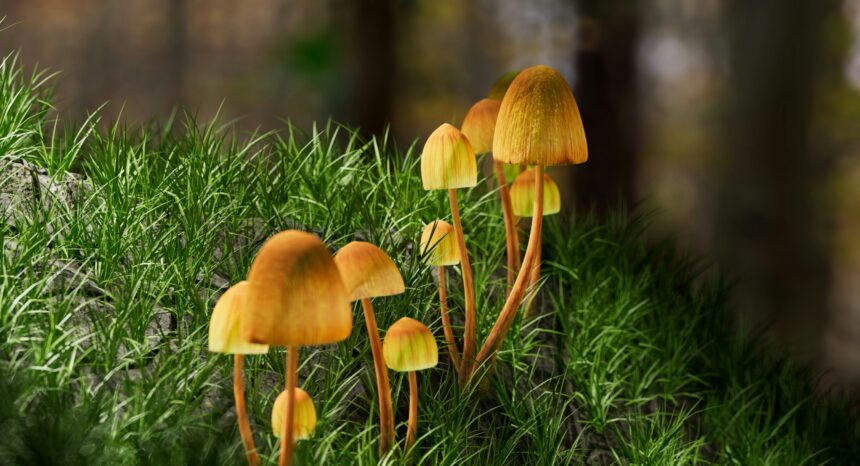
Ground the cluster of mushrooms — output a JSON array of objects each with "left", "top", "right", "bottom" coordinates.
[{"left": 207, "top": 64, "right": 586, "bottom": 465}]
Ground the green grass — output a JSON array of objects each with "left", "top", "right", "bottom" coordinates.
[{"left": 1, "top": 50, "right": 859, "bottom": 465}]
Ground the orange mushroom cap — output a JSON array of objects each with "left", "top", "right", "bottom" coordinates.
[
  {"left": 510, "top": 168, "right": 562, "bottom": 217},
  {"left": 272, "top": 387, "right": 317, "bottom": 440},
  {"left": 493, "top": 65, "right": 587, "bottom": 166},
  {"left": 420, "top": 123, "right": 477, "bottom": 190},
  {"left": 334, "top": 241, "right": 405, "bottom": 301},
  {"left": 460, "top": 98, "right": 501, "bottom": 155},
  {"left": 208, "top": 281, "right": 269, "bottom": 355},
  {"left": 241, "top": 230, "right": 352, "bottom": 346},
  {"left": 488, "top": 70, "right": 520, "bottom": 101},
  {"left": 383, "top": 317, "right": 438, "bottom": 372},
  {"left": 419, "top": 220, "right": 459, "bottom": 267}
]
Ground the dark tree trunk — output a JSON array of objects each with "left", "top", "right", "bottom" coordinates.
[
  {"left": 337, "top": 0, "right": 397, "bottom": 137},
  {"left": 717, "top": 0, "right": 836, "bottom": 357},
  {"left": 572, "top": 1, "right": 640, "bottom": 212}
]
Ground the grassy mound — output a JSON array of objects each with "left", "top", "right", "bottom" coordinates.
[{"left": 1, "top": 51, "right": 858, "bottom": 465}]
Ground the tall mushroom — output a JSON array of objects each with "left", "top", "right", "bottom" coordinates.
[
  {"left": 208, "top": 281, "right": 269, "bottom": 466},
  {"left": 420, "top": 123, "right": 478, "bottom": 387},
  {"left": 383, "top": 317, "right": 439, "bottom": 454},
  {"left": 241, "top": 230, "right": 352, "bottom": 466},
  {"left": 461, "top": 98, "right": 520, "bottom": 293},
  {"left": 474, "top": 65, "right": 587, "bottom": 381},
  {"left": 419, "top": 220, "right": 461, "bottom": 372},
  {"left": 510, "top": 168, "right": 562, "bottom": 317},
  {"left": 333, "top": 241, "right": 405, "bottom": 456},
  {"left": 271, "top": 387, "right": 317, "bottom": 441}
]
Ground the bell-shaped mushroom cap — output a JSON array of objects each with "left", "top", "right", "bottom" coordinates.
[
  {"left": 421, "top": 123, "right": 477, "bottom": 190},
  {"left": 208, "top": 281, "right": 269, "bottom": 355},
  {"left": 419, "top": 220, "right": 459, "bottom": 266},
  {"left": 488, "top": 70, "right": 520, "bottom": 101},
  {"left": 493, "top": 65, "right": 587, "bottom": 166},
  {"left": 383, "top": 317, "right": 438, "bottom": 372},
  {"left": 460, "top": 99, "right": 501, "bottom": 155},
  {"left": 334, "top": 241, "right": 405, "bottom": 301},
  {"left": 272, "top": 387, "right": 317, "bottom": 440},
  {"left": 241, "top": 230, "right": 352, "bottom": 346},
  {"left": 510, "top": 168, "right": 562, "bottom": 217}
]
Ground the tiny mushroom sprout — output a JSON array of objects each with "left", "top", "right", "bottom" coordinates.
[
  {"left": 461, "top": 97, "right": 520, "bottom": 293},
  {"left": 333, "top": 241, "right": 405, "bottom": 456},
  {"left": 383, "top": 317, "right": 439, "bottom": 454},
  {"left": 419, "top": 220, "right": 461, "bottom": 373},
  {"left": 272, "top": 387, "right": 317, "bottom": 441},
  {"left": 208, "top": 281, "right": 268, "bottom": 466},
  {"left": 420, "top": 123, "right": 478, "bottom": 388},
  {"left": 475, "top": 64, "right": 587, "bottom": 381},
  {"left": 240, "top": 230, "right": 352, "bottom": 466},
  {"left": 510, "top": 168, "right": 562, "bottom": 316}
]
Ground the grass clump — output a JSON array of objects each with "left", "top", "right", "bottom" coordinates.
[{"left": 0, "top": 51, "right": 859, "bottom": 465}]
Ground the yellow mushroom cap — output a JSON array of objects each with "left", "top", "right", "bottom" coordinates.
[
  {"left": 420, "top": 123, "right": 477, "bottom": 190},
  {"left": 383, "top": 317, "right": 438, "bottom": 372},
  {"left": 334, "top": 241, "right": 405, "bottom": 301},
  {"left": 460, "top": 98, "right": 501, "bottom": 155},
  {"left": 208, "top": 281, "right": 269, "bottom": 355},
  {"left": 241, "top": 230, "right": 353, "bottom": 347},
  {"left": 510, "top": 168, "right": 562, "bottom": 217},
  {"left": 271, "top": 387, "right": 317, "bottom": 440},
  {"left": 419, "top": 220, "right": 460, "bottom": 266},
  {"left": 488, "top": 70, "right": 520, "bottom": 101},
  {"left": 493, "top": 65, "right": 588, "bottom": 166}
]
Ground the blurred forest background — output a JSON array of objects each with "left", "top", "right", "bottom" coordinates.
[{"left": 2, "top": 0, "right": 860, "bottom": 389}]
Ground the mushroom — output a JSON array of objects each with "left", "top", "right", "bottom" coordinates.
[
  {"left": 240, "top": 230, "right": 352, "bottom": 466},
  {"left": 474, "top": 65, "right": 587, "bottom": 379},
  {"left": 420, "top": 123, "right": 478, "bottom": 388},
  {"left": 271, "top": 387, "right": 317, "bottom": 441},
  {"left": 510, "top": 168, "right": 562, "bottom": 316},
  {"left": 461, "top": 98, "right": 520, "bottom": 293},
  {"left": 382, "top": 317, "right": 439, "bottom": 454},
  {"left": 488, "top": 70, "right": 520, "bottom": 101},
  {"left": 208, "top": 281, "right": 268, "bottom": 466},
  {"left": 333, "top": 241, "right": 405, "bottom": 455},
  {"left": 419, "top": 220, "right": 461, "bottom": 373}
]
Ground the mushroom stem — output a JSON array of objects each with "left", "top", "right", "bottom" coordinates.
[
  {"left": 233, "top": 354, "right": 261, "bottom": 466},
  {"left": 524, "top": 235, "right": 542, "bottom": 318},
  {"left": 278, "top": 347, "right": 298, "bottom": 466},
  {"left": 447, "top": 189, "right": 476, "bottom": 387},
  {"left": 493, "top": 161, "right": 520, "bottom": 293},
  {"left": 475, "top": 165, "right": 544, "bottom": 377},
  {"left": 406, "top": 371, "right": 419, "bottom": 454},
  {"left": 360, "top": 298, "right": 395, "bottom": 455},
  {"left": 437, "top": 266, "right": 461, "bottom": 373}
]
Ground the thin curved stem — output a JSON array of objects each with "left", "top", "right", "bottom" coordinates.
[
  {"left": 437, "top": 266, "right": 461, "bottom": 373},
  {"left": 475, "top": 165, "right": 544, "bottom": 374},
  {"left": 278, "top": 347, "right": 298, "bottom": 466},
  {"left": 233, "top": 354, "right": 260, "bottom": 466},
  {"left": 524, "top": 234, "right": 542, "bottom": 318},
  {"left": 406, "top": 371, "right": 419, "bottom": 454},
  {"left": 448, "top": 189, "right": 476, "bottom": 387},
  {"left": 360, "top": 298, "right": 395, "bottom": 455},
  {"left": 493, "top": 161, "right": 520, "bottom": 293}
]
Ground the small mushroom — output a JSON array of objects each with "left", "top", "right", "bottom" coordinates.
[
  {"left": 383, "top": 317, "right": 438, "bottom": 454},
  {"left": 208, "top": 281, "right": 268, "bottom": 466},
  {"left": 487, "top": 70, "right": 520, "bottom": 101},
  {"left": 271, "top": 388, "right": 317, "bottom": 441},
  {"left": 419, "top": 220, "right": 461, "bottom": 372},
  {"left": 461, "top": 98, "right": 520, "bottom": 293},
  {"left": 334, "top": 241, "right": 405, "bottom": 455},
  {"left": 510, "top": 168, "right": 562, "bottom": 316},
  {"left": 241, "top": 230, "right": 352, "bottom": 466},
  {"left": 477, "top": 65, "right": 587, "bottom": 379},
  {"left": 420, "top": 123, "right": 478, "bottom": 388}
]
